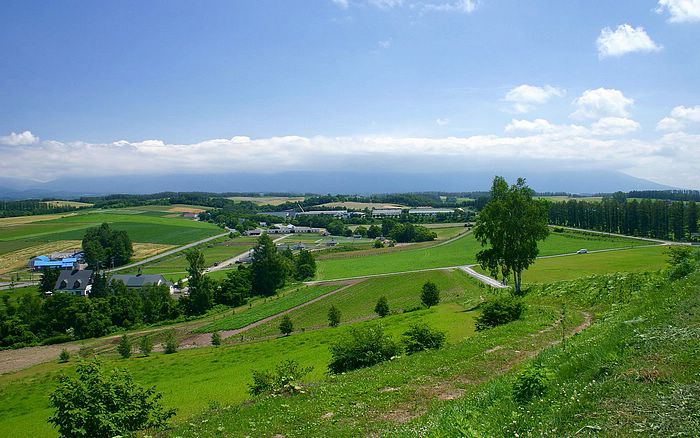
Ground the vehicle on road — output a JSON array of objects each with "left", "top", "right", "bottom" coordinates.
[{"left": 576, "top": 249, "right": 588, "bottom": 254}]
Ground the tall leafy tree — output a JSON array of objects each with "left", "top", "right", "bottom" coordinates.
[
  {"left": 184, "top": 249, "right": 212, "bottom": 315},
  {"left": 474, "top": 176, "right": 549, "bottom": 295},
  {"left": 251, "top": 234, "right": 288, "bottom": 296},
  {"left": 39, "top": 268, "right": 61, "bottom": 293}
]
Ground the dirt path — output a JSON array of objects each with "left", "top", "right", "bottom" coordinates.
[{"left": 178, "top": 280, "right": 362, "bottom": 348}]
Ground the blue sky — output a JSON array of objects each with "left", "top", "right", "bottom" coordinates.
[{"left": 1, "top": 0, "right": 699, "bottom": 188}]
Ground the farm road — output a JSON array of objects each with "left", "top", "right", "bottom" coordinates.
[
  {"left": 107, "top": 228, "right": 233, "bottom": 273},
  {"left": 178, "top": 279, "right": 361, "bottom": 348}
]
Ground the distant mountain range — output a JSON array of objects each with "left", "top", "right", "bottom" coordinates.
[{"left": 0, "top": 170, "right": 674, "bottom": 200}]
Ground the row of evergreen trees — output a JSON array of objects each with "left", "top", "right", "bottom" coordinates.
[{"left": 548, "top": 198, "right": 698, "bottom": 240}]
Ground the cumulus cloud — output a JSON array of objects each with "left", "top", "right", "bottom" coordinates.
[
  {"left": 0, "top": 131, "right": 39, "bottom": 146},
  {"left": 378, "top": 39, "right": 392, "bottom": 49},
  {"left": 332, "top": 0, "right": 350, "bottom": 8},
  {"left": 505, "top": 119, "right": 556, "bottom": 133},
  {"left": 596, "top": 24, "right": 662, "bottom": 58},
  {"left": 656, "top": 105, "right": 700, "bottom": 131},
  {"left": 571, "top": 88, "right": 634, "bottom": 120},
  {"left": 591, "top": 117, "right": 640, "bottom": 135},
  {"left": 656, "top": 0, "right": 700, "bottom": 23},
  {"left": 504, "top": 84, "right": 565, "bottom": 113}
]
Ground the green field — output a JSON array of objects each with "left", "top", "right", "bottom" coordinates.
[
  {"left": 0, "top": 298, "right": 479, "bottom": 438},
  {"left": 315, "top": 230, "right": 649, "bottom": 280},
  {"left": 239, "top": 269, "right": 483, "bottom": 340},
  {"left": 0, "top": 209, "right": 223, "bottom": 256},
  {"left": 197, "top": 283, "right": 342, "bottom": 333}
]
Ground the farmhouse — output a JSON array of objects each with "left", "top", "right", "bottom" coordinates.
[
  {"left": 182, "top": 212, "right": 199, "bottom": 219},
  {"left": 53, "top": 269, "right": 94, "bottom": 296},
  {"left": 29, "top": 251, "right": 85, "bottom": 271},
  {"left": 296, "top": 210, "right": 349, "bottom": 218},
  {"left": 110, "top": 273, "right": 175, "bottom": 293}
]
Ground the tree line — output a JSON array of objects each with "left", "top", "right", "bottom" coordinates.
[
  {"left": 0, "top": 200, "right": 89, "bottom": 218},
  {"left": 548, "top": 198, "right": 698, "bottom": 240},
  {"left": 1, "top": 234, "right": 318, "bottom": 349}
]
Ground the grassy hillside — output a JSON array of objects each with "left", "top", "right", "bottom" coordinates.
[{"left": 169, "top": 263, "right": 698, "bottom": 437}]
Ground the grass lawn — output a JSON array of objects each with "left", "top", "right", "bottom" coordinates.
[
  {"left": 197, "top": 284, "right": 342, "bottom": 333},
  {"left": 315, "top": 230, "right": 648, "bottom": 280},
  {"left": 0, "top": 300, "right": 479, "bottom": 438},
  {"left": 239, "top": 269, "right": 483, "bottom": 340}
]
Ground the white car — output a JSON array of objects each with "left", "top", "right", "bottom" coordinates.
[{"left": 576, "top": 249, "right": 588, "bottom": 254}]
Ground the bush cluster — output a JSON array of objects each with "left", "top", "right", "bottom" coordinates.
[
  {"left": 249, "top": 359, "right": 313, "bottom": 396},
  {"left": 475, "top": 295, "right": 524, "bottom": 331},
  {"left": 328, "top": 326, "right": 401, "bottom": 374},
  {"left": 402, "top": 323, "right": 446, "bottom": 355},
  {"left": 512, "top": 363, "right": 552, "bottom": 404}
]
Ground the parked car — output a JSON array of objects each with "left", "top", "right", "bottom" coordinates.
[{"left": 576, "top": 249, "right": 588, "bottom": 254}]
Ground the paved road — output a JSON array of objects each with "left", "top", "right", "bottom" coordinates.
[
  {"left": 107, "top": 229, "right": 231, "bottom": 273},
  {"left": 0, "top": 281, "right": 39, "bottom": 291},
  {"left": 205, "top": 234, "right": 291, "bottom": 274},
  {"left": 551, "top": 225, "right": 679, "bottom": 245}
]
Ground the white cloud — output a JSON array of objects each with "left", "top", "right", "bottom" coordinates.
[
  {"left": 0, "top": 131, "right": 39, "bottom": 146},
  {"left": 571, "top": 88, "right": 634, "bottom": 120},
  {"left": 423, "top": 0, "right": 478, "bottom": 13},
  {"left": 596, "top": 24, "right": 662, "bottom": 58},
  {"left": 505, "top": 119, "right": 555, "bottom": 133},
  {"left": 671, "top": 105, "right": 700, "bottom": 121},
  {"left": 1, "top": 127, "right": 697, "bottom": 189},
  {"left": 591, "top": 117, "right": 640, "bottom": 135},
  {"left": 435, "top": 118, "right": 450, "bottom": 126},
  {"left": 656, "top": 0, "right": 700, "bottom": 23},
  {"left": 378, "top": 39, "right": 392, "bottom": 49},
  {"left": 332, "top": 0, "right": 350, "bottom": 8},
  {"left": 656, "top": 105, "right": 700, "bottom": 131},
  {"left": 368, "top": 0, "right": 403, "bottom": 8},
  {"left": 504, "top": 84, "right": 565, "bottom": 113}
]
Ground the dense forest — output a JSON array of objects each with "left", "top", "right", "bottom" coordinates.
[
  {"left": 548, "top": 198, "right": 698, "bottom": 240},
  {"left": 0, "top": 200, "right": 89, "bottom": 218}
]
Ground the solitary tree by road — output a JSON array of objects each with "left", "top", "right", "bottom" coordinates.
[
  {"left": 374, "top": 296, "right": 389, "bottom": 317},
  {"left": 420, "top": 281, "right": 440, "bottom": 308},
  {"left": 328, "top": 305, "right": 341, "bottom": 327},
  {"left": 474, "top": 176, "right": 549, "bottom": 295},
  {"left": 279, "top": 315, "right": 293, "bottom": 336}
]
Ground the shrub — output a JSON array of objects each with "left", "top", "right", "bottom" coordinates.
[
  {"left": 420, "top": 281, "right": 440, "bottom": 308},
  {"left": 49, "top": 359, "right": 175, "bottom": 437},
  {"left": 279, "top": 315, "right": 293, "bottom": 336},
  {"left": 248, "top": 359, "right": 313, "bottom": 396},
  {"left": 373, "top": 240, "right": 384, "bottom": 249},
  {"left": 512, "top": 363, "right": 552, "bottom": 404},
  {"left": 117, "top": 335, "right": 131, "bottom": 359},
  {"left": 139, "top": 335, "right": 153, "bottom": 356},
  {"left": 475, "top": 295, "right": 524, "bottom": 331},
  {"left": 42, "top": 334, "right": 73, "bottom": 346},
  {"left": 78, "top": 345, "right": 94, "bottom": 358},
  {"left": 402, "top": 323, "right": 446, "bottom": 354},
  {"left": 163, "top": 330, "right": 178, "bottom": 354},
  {"left": 58, "top": 349, "right": 70, "bottom": 363},
  {"left": 328, "top": 305, "right": 341, "bottom": 327},
  {"left": 328, "top": 326, "right": 401, "bottom": 373},
  {"left": 211, "top": 331, "right": 222, "bottom": 346},
  {"left": 374, "top": 296, "right": 389, "bottom": 317}
]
